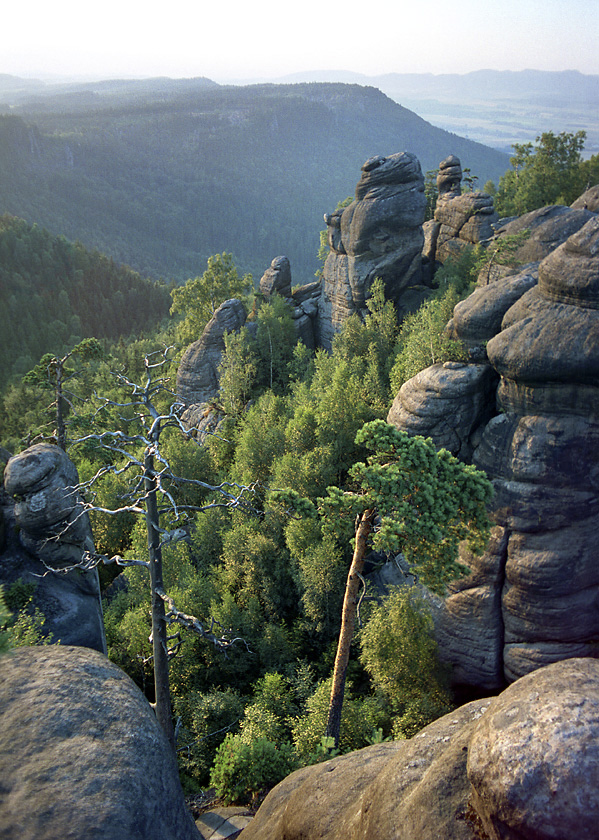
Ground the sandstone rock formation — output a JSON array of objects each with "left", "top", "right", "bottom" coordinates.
[
  {"left": 176, "top": 298, "right": 247, "bottom": 409},
  {"left": 0, "top": 645, "right": 200, "bottom": 840},
  {"left": 318, "top": 152, "right": 427, "bottom": 349},
  {"left": 492, "top": 203, "right": 594, "bottom": 267},
  {"left": 389, "top": 215, "right": 599, "bottom": 689},
  {"left": 241, "top": 658, "right": 599, "bottom": 840},
  {"left": 423, "top": 156, "right": 499, "bottom": 270},
  {"left": 259, "top": 255, "right": 320, "bottom": 348},
  {"left": 467, "top": 658, "right": 599, "bottom": 840},
  {"left": 1, "top": 444, "right": 106, "bottom": 652},
  {"left": 437, "top": 154, "right": 463, "bottom": 199},
  {"left": 572, "top": 183, "right": 599, "bottom": 212}
]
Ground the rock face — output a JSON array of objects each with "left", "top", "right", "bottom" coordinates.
[
  {"left": 259, "top": 255, "right": 320, "bottom": 348},
  {"left": 176, "top": 298, "right": 247, "bottom": 407},
  {"left": 389, "top": 215, "right": 599, "bottom": 689},
  {"left": 241, "top": 658, "right": 599, "bottom": 840},
  {"left": 0, "top": 645, "right": 200, "bottom": 840},
  {"left": 424, "top": 156, "right": 498, "bottom": 269},
  {"left": 492, "top": 204, "right": 594, "bottom": 267},
  {"left": 318, "top": 152, "right": 427, "bottom": 349},
  {"left": 1, "top": 444, "right": 106, "bottom": 653}
]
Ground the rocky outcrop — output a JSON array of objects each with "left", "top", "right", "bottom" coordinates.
[
  {"left": 437, "top": 154, "right": 463, "bottom": 198},
  {"left": 259, "top": 256, "right": 320, "bottom": 348},
  {"left": 572, "top": 183, "right": 599, "bottom": 212},
  {"left": 241, "top": 658, "right": 599, "bottom": 840},
  {"left": 1, "top": 444, "right": 106, "bottom": 653},
  {"left": 492, "top": 203, "right": 594, "bottom": 266},
  {"left": 0, "top": 645, "right": 200, "bottom": 840},
  {"left": 467, "top": 658, "right": 599, "bottom": 840},
  {"left": 176, "top": 298, "right": 247, "bottom": 407},
  {"left": 386, "top": 362, "right": 497, "bottom": 461},
  {"left": 435, "top": 191, "right": 498, "bottom": 263},
  {"left": 424, "top": 156, "right": 498, "bottom": 269},
  {"left": 318, "top": 152, "right": 427, "bottom": 349},
  {"left": 389, "top": 215, "right": 599, "bottom": 689}
]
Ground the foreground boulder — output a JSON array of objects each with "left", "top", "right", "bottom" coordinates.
[
  {"left": 0, "top": 645, "right": 200, "bottom": 840},
  {"left": 241, "top": 658, "right": 599, "bottom": 840},
  {"left": 1, "top": 444, "right": 106, "bottom": 652}
]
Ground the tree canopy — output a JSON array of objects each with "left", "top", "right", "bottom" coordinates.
[{"left": 493, "top": 130, "right": 598, "bottom": 216}]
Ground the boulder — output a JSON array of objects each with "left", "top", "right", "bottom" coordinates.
[
  {"left": 176, "top": 298, "right": 247, "bottom": 407},
  {"left": 240, "top": 697, "right": 492, "bottom": 840},
  {"left": 387, "top": 362, "right": 497, "bottom": 460},
  {"left": 447, "top": 266, "right": 538, "bottom": 358},
  {"left": 242, "top": 659, "right": 599, "bottom": 840},
  {"left": 318, "top": 152, "right": 426, "bottom": 348},
  {"left": 493, "top": 204, "right": 594, "bottom": 264},
  {"left": 1, "top": 444, "right": 106, "bottom": 653},
  {"left": 571, "top": 183, "right": 599, "bottom": 213},
  {"left": 468, "top": 658, "right": 599, "bottom": 840},
  {"left": 0, "top": 645, "right": 201, "bottom": 840}
]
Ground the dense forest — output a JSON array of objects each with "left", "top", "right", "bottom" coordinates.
[
  {"left": 0, "top": 214, "right": 171, "bottom": 388},
  {"left": 0, "top": 81, "right": 508, "bottom": 281}
]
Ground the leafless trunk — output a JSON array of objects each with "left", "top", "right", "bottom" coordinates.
[
  {"left": 144, "top": 448, "right": 175, "bottom": 752},
  {"left": 325, "top": 508, "right": 375, "bottom": 748}
]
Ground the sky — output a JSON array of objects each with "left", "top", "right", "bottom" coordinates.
[{"left": 2, "top": 0, "right": 597, "bottom": 82}]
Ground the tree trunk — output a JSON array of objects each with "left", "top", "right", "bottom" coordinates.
[
  {"left": 144, "top": 449, "right": 175, "bottom": 752},
  {"left": 325, "top": 508, "right": 375, "bottom": 748}
]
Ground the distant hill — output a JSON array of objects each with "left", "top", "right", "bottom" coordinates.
[
  {"left": 262, "top": 70, "right": 599, "bottom": 157},
  {"left": 0, "top": 80, "right": 508, "bottom": 283}
]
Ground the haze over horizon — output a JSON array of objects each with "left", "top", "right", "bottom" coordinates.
[{"left": 2, "top": 0, "right": 597, "bottom": 83}]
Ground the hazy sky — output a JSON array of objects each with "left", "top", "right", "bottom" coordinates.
[{"left": 2, "top": 0, "right": 597, "bottom": 81}]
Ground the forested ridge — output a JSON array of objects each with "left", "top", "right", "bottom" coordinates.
[
  {"left": 0, "top": 214, "right": 171, "bottom": 388},
  {"left": 0, "top": 81, "right": 508, "bottom": 281}
]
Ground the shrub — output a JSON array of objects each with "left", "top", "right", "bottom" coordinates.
[{"left": 210, "top": 734, "right": 297, "bottom": 804}]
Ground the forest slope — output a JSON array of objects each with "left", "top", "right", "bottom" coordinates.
[{"left": 0, "top": 81, "right": 508, "bottom": 282}]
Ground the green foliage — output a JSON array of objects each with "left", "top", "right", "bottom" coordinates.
[
  {"left": 320, "top": 419, "right": 493, "bottom": 593},
  {"left": 218, "top": 328, "right": 258, "bottom": 416},
  {"left": 253, "top": 295, "right": 298, "bottom": 394},
  {"left": 0, "top": 582, "right": 55, "bottom": 648},
  {"left": 389, "top": 288, "right": 467, "bottom": 393},
  {"left": 359, "top": 587, "right": 453, "bottom": 738},
  {"left": 290, "top": 679, "right": 387, "bottom": 759},
  {"left": 175, "top": 688, "right": 244, "bottom": 788},
  {"left": 424, "top": 169, "right": 438, "bottom": 221},
  {"left": 170, "top": 252, "right": 252, "bottom": 344},
  {"left": 0, "top": 589, "right": 10, "bottom": 654},
  {"left": 0, "top": 215, "right": 170, "bottom": 391},
  {"left": 494, "top": 131, "right": 592, "bottom": 216},
  {"left": 210, "top": 734, "right": 297, "bottom": 805}
]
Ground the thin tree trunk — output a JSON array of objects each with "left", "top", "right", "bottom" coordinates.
[
  {"left": 56, "top": 367, "right": 67, "bottom": 451},
  {"left": 325, "top": 508, "right": 375, "bottom": 748},
  {"left": 144, "top": 449, "right": 175, "bottom": 752}
]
